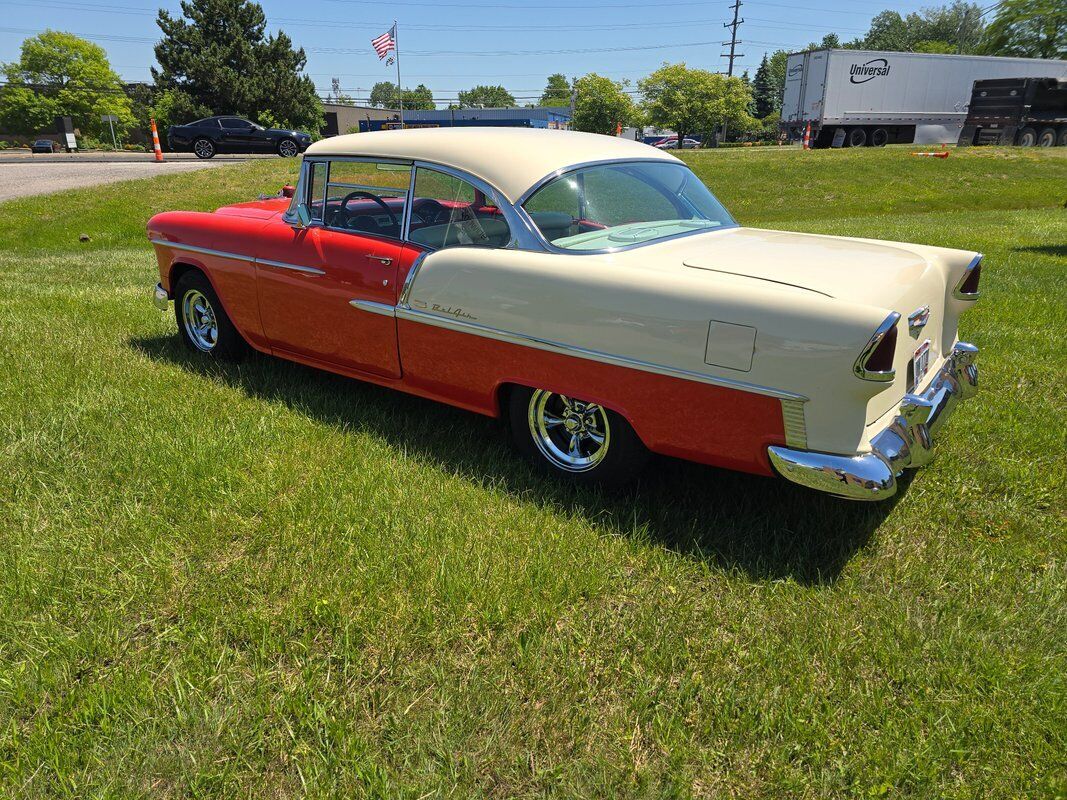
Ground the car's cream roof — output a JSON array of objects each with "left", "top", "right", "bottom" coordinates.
[{"left": 304, "top": 127, "right": 681, "bottom": 203}]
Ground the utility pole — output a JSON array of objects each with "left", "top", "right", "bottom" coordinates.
[
  {"left": 722, "top": 0, "right": 744, "bottom": 77},
  {"left": 720, "top": 0, "right": 744, "bottom": 145}
]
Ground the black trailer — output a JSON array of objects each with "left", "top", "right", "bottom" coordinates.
[{"left": 958, "top": 77, "right": 1067, "bottom": 147}]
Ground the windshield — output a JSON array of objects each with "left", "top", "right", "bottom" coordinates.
[{"left": 522, "top": 161, "right": 735, "bottom": 251}]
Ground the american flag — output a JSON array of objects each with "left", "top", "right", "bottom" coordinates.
[{"left": 371, "top": 25, "right": 396, "bottom": 60}]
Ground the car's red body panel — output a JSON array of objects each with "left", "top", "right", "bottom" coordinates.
[{"left": 149, "top": 202, "right": 786, "bottom": 477}]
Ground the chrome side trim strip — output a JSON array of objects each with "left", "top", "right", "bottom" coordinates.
[
  {"left": 780, "top": 398, "right": 808, "bottom": 449},
  {"left": 150, "top": 239, "right": 326, "bottom": 276},
  {"left": 149, "top": 239, "right": 252, "bottom": 263},
  {"left": 349, "top": 299, "right": 396, "bottom": 317},
  {"left": 395, "top": 306, "right": 806, "bottom": 401},
  {"left": 255, "top": 258, "right": 326, "bottom": 276}
]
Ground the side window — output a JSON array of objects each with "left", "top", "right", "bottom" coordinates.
[
  {"left": 324, "top": 160, "right": 411, "bottom": 239},
  {"left": 219, "top": 118, "right": 250, "bottom": 130},
  {"left": 409, "top": 167, "right": 511, "bottom": 250}
]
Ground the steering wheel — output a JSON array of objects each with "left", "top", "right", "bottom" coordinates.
[
  {"left": 412, "top": 198, "right": 449, "bottom": 226},
  {"left": 331, "top": 190, "right": 400, "bottom": 232}
]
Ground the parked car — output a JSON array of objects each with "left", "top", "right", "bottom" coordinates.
[
  {"left": 147, "top": 128, "right": 980, "bottom": 498},
  {"left": 655, "top": 136, "right": 701, "bottom": 149},
  {"left": 31, "top": 139, "right": 57, "bottom": 153},
  {"left": 167, "top": 116, "right": 312, "bottom": 159}
]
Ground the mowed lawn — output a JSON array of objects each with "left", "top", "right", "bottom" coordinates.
[{"left": 0, "top": 145, "right": 1064, "bottom": 799}]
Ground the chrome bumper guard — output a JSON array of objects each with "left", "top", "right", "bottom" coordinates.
[
  {"left": 153, "top": 282, "right": 170, "bottom": 310},
  {"left": 768, "top": 342, "right": 979, "bottom": 501}
]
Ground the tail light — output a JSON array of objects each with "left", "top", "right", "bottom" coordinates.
[
  {"left": 854, "top": 312, "right": 900, "bottom": 382},
  {"left": 953, "top": 254, "right": 982, "bottom": 299}
]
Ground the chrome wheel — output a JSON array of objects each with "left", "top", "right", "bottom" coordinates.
[
  {"left": 278, "top": 139, "right": 299, "bottom": 157},
  {"left": 193, "top": 139, "right": 215, "bottom": 159},
  {"left": 527, "top": 390, "right": 610, "bottom": 473},
  {"left": 180, "top": 290, "right": 218, "bottom": 352}
]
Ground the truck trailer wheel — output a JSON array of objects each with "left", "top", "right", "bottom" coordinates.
[
  {"left": 846, "top": 128, "right": 867, "bottom": 148},
  {"left": 1057, "top": 128, "right": 1067, "bottom": 147},
  {"left": 870, "top": 128, "right": 889, "bottom": 147},
  {"left": 1016, "top": 127, "right": 1037, "bottom": 147},
  {"left": 1036, "top": 128, "right": 1056, "bottom": 147}
]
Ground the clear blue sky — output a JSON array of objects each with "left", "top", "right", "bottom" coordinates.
[{"left": 7, "top": 0, "right": 932, "bottom": 106}]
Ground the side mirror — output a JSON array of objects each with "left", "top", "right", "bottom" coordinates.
[{"left": 292, "top": 203, "right": 312, "bottom": 229}]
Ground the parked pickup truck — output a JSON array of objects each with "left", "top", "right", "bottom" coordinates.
[{"left": 167, "top": 116, "right": 312, "bottom": 159}]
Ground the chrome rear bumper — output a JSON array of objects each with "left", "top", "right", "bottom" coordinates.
[{"left": 768, "top": 342, "right": 979, "bottom": 501}]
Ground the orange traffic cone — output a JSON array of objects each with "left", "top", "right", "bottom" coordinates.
[
  {"left": 150, "top": 118, "right": 165, "bottom": 163},
  {"left": 802, "top": 122, "right": 811, "bottom": 150}
]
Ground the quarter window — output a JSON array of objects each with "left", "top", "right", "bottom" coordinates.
[
  {"left": 408, "top": 167, "right": 511, "bottom": 250},
  {"left": 323, "top": 160, "right": 411, "bottom": 239}
]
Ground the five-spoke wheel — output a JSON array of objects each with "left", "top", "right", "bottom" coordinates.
[
  {"left": 508, "top": 386, "right": 648, "bottom": 485},
  {"left": 173, "top": 271, "right": 248, "bottom": 361}
]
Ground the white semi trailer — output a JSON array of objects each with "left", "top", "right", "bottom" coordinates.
[{"left": 781, "top": 49, "right": 1067, "bottom": 148}]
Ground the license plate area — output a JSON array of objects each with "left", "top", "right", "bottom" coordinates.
[{"left": 913, "top": 340, "right": 931, "bottom": 387}]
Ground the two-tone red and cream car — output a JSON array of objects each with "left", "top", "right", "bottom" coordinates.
[{"left": 148, "top": 128, "right": 980, "bottom": 498}]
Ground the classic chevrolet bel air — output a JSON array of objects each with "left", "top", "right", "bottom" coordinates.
[{"left": 148, "top": 128, "right": 980, "bottom": 499}]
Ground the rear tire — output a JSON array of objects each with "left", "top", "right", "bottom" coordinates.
[
  {"left": 847, "top": 127, "right": 867, "bottom": 148},
  {"left": 507, "top": 386, "right": 648, "bottom": 486},
  {"left": 1036, "top": 127, "right": 1056, "bottom": 147},
  {"left": 192, "top": 138, "right": 216, "bottom": 159},
  {"left": 174, "top": 271, "right": 248, "bottom": 361},
  {"left": 277, "top": 138, "right": 300, "bottom": 157},
  {"left": 1016, "top": 127, "right": 1037, "bottom": 147},
  {"left": 870, "top": 128, "right": 889, "bottom": 147},
  {"left": 1057, "top": 127, "right": 1067, "bottom": 147}
]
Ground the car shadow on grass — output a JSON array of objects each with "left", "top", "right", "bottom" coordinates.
[
  {"left": 1013, "top": 244, "right": 1067, "bottom": 258},
  {"left": 131, "top": 335, "right": 904, "bottom": 586}
]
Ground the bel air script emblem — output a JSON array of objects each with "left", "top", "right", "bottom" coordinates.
[{"left": 431, "top": 303, "right": 477, "bottom": 321}]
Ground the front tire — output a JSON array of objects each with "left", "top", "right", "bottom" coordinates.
[
  {"left": 507, "top": 386, "right": 648, "bottom": 486},
  {"left": 174, "top": 271, "right": 247, "bottom": 361},
  {"left": 277, "top": 138, "right": 300, "bottom": 157},
  {"left": 192, "top": 138, "right": 216, "bottom": 159}
]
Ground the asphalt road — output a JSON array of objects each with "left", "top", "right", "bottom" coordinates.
[{"left": 0, "top": 159, "right": 239, "bottom": 201}]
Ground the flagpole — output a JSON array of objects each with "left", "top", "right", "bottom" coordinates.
[{"left": 394, "top": 21, "right": 404, "bottom": 127}]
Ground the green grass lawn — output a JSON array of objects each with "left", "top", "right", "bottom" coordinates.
[{"left": 0, "top": 145, "right": 1064, "bottom": 798}]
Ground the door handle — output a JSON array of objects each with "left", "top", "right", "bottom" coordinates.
[{"left": 366, "top": 254, "right": 393, "bottom": 265}]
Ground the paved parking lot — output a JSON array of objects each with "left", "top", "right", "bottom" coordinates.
[{"left": 0, "top": 159, "right": 237, "bottom": 201}]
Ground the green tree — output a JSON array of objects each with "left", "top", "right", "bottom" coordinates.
[
  {"left": 369, "top": 81, "right": 398, "bottom": 108},
  {"left": 540, "top": 73, "right": 572, "bottom": 106},
  {"left": 571, "top": 73, "right": 634, "bottom": 135},
  {"left": 751, "top": 55, "right": 777, "bottom": 118},
  {"left": 153, "top": 0, "right": 322, "bottom": 131},
  {"left": 0, "top": 31, "right": 135, "bottom": 138},
  {"left": 403, "top": 84, "right": 435, "bottom": 111},
  {"left": 368, "top": 82, "right": 435, "bottom": 110},
  {"left": 456, "top": 85, "right": 515, "bottom": 108},
  {"left": 862, "top": 11, "right": 913, "bottom": 50},
  {"left": 980, "top": 0, "right": 1065, "bottom": 58},
  {"left": 639, "top": 63, "right": 752, "bottom": 146}
]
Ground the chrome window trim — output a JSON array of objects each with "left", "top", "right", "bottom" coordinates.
[
  {"left": 515, "top": 158, "right": 739, "bottom": 255},
  {"left": 853, "top": 311, "right": 901, "bottom": 382},
  {"left": 394, "top": 305, "right": 807, "bottom": 402},
  {"left": 952, "top": 253, "right": 983, "bottom": 300}
]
